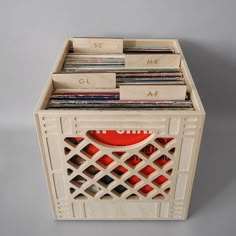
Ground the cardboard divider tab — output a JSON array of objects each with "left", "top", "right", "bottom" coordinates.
[
  {"left": 120, "top": 85, "right": 187, "bottom": 100},
  {"left": 125, "top": 54, "right": 181, "bottom": 68},
  {"left": 72, "top": 38, "right": 123, "bottom": 54},
  {"left": 52, "top": 73, "right": 116, "bottom": 89}
]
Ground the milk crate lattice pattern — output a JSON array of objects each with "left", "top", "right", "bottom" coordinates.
[{"left": 64, "top": 131, "right": 177, "bottom": 201}]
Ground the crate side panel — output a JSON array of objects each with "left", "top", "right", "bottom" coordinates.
[
  {"left": 38, "top": 114, "right": 75, "bottom": 219},
  {"left": 37, "top": 110, "right": 204, "bottom": 220}
]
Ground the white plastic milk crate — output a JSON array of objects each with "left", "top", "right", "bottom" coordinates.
[{"left": 34, "top": 38, "right": 205, "bottom": 220}]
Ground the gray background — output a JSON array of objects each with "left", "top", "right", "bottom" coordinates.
[{"left": 0, "top": 0, "right": 235, "bottom": 235}]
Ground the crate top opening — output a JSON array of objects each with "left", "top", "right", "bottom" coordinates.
[{"left": 35, "top": 38, "right": 204, "bottom": 114}]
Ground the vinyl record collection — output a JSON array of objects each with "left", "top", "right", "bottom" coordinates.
[{"left": 47, "top": 39, "right": 193, "bottom": 110}]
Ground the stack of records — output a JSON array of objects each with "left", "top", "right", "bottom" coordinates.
[
  {"left": 47, "top": 91, "right": 192, "bottom": 110},
  {"left": 63, "top": 54, "right": 125, "bottom": 72},
  {"left": 116, "top": 72, "right": 184, "bottom": 85},
  {"left": 46, "top": 42, "right": 193, "bottom": 110},
  {"left": 123, "top": 45, "right": 175, "bottom": 54}
]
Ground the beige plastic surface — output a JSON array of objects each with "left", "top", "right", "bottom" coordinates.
[{"left": 34, "top": 38, "right": 205, "bottom": 220}]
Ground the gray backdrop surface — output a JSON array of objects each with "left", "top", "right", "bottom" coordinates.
[{"left": 0, "top": 0, "right": 235, "bottom": 235}]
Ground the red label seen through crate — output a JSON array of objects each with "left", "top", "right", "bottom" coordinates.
[
  {"left": 87, "top": 130, "right": 153, "bottom": 146},
  {"left": 75, "top": 132, "right": 173, "bottom": 187}
]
